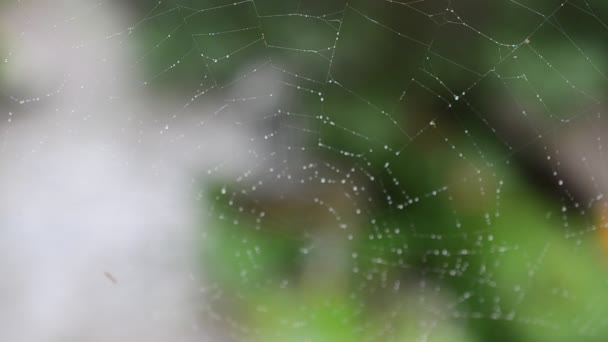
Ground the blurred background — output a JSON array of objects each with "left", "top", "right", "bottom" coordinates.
[{"left": 2, "top": 0, "right": 608, "bottom": 341}]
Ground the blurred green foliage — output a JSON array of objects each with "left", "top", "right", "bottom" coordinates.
[{"left": 128, "top": 0, "right": 608, "bottom": 340}]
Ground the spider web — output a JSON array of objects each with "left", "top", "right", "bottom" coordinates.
[{"left": 3, "top": 0, "right": 608, "bottom": 341}]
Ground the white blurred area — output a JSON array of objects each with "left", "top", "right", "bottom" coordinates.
[{"left": 0, "top": 1, "right": 275, "bottom": 340}]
